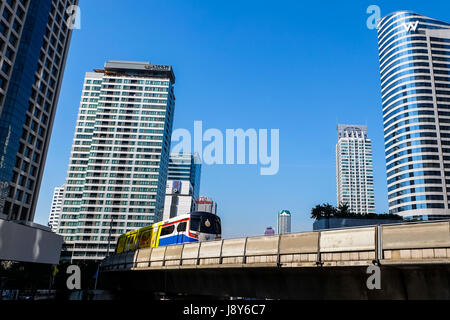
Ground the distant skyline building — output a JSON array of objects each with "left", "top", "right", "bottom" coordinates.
[
  {"left": 167, "top": 153, "right": 201, "bottom": 199},
  {"left": 196, "top": 196, "right": 217, "bottom": 215},
  {"left": 377, "top": 11, "right": 450, "bottom": 220},
  {"left": 336, "top": 125, "right": 375, "bottom": 215},
  {"left": 163, "top": 180, "right": 195, "bottom": 220},
  {"left": 0, "top": 0, "right": 78, "bottom": 222},
  {"left": 264, "top": 227, "right": 275, "bottom": 236},
  {"left": 58, "top": 60, "right": 176, "bottom": 261},
  {"left": 277, "top": 210, "right": 291, "bottom": 234},
  {"left": 48, "top": 185, "right": 64, "bottom": 232}
]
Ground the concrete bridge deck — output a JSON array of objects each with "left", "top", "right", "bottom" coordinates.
[
  {"left": 98, "top": 220, "right": 450, "bottom": 299},
  {"left": 101, "top": 220, "right": 450, "bottom": 271}
]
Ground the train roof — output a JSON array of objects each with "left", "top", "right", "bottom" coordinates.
[{"left": 160, "top": 211, "right": 220, "bottom": 225}]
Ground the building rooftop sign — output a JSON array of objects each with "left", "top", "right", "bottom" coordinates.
[{"left": 102, "top": 60, "right": 176, "bottom": 84}]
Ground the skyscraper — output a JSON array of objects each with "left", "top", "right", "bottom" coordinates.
[
  {"left": 167, "top": 153, "right": 201, "bottom": 199},
  {"left": 277, "top": 210, "right": 291, "bottom": 234},
  {"left": 58, "top": 60, "right": 176, "bottom": 261},
  {"left": 0, "top": 0, "right": 78, "bottom": 222},
  {"left": 336, "top": 125, "right": 375, "bottom": 215},
  {"left": 48, "top": 184, "right": 64, "bottom": 232},
  {"left": 377, "top": 11, "right": 450, "bottom": 220}
]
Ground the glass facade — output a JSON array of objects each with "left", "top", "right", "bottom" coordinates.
[
  {"left": 167, "top": 153, "right": 201, "bottom": 199},
  {"left": 0, "top": 0, "right": 77, "bottom": 221},
  {"left": 377, "top": 11, "right": 450, "bottom": 220}
]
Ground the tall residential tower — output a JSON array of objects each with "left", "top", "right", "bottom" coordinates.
[
  {"left": 336, "top": 125, "right": 375, "bottom": 215},
  {"left": 277, "top": 210, "right": 291, "bottom": 234},
  {"left": 377, "top": 11, "right": 450, "bottom": 220},
  {"left": 48, "top": 184, "right": 64, "bottom": 232},
  {"left": 58, "top": 60, "right": 176, "bottom": 261},
  {"left": 0, "top": 0, "right": 78, "bottom": 221}
]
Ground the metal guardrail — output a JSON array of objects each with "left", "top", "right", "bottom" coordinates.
[{"left": 100, "top": 220, "right": 450, "bottom": 271}]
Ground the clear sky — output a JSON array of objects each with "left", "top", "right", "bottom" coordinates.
[{"left": 34, "top": 0, "right": 450, "bottom": 238}]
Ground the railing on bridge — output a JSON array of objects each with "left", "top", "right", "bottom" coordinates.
[{"left": 100, "top": 220, "right": 450, "bottom": 272}]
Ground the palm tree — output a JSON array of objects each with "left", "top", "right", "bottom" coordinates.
[
  {"left": 311, "top": 204, "right": 324, "bottom": 220},
  {"left": 323, "top": 203, "right": 336, "bottom": 219},
  {"left": 311, "top": 203, "right": 337, "bottom": 220},
  {"left": 336, "top": 202, "right": 352, "bottom": 217}
]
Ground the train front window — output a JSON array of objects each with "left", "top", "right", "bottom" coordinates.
[
  {"left": 190, "top": 216, "right": 201, "bottom": 232},
  {"left": 190, "top": 215, "right": 221, "bottom": 234},
  {"left": 214, "top": 217, "right": 222, "bottom": 234}
]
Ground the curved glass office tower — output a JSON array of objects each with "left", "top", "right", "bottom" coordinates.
[{"left": 377, "top": 11, "right": 450, "bottom": 220}]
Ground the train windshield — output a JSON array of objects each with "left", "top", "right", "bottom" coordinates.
[{"left": 190, "top": 214, "right": 221, "bottom": 234}]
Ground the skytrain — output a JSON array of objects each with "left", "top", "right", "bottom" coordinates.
[{"left": 115, "top": 211, "right": 222, "bottom": 254}]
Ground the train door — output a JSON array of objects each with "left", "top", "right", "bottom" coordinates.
[
  {"left": 151, "top": 223, "right": 162, "bottom": 247},
  {"left": 176, "top": 221, "right": 187, "bottom": 244}
]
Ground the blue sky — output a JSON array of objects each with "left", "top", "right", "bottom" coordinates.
[{"left": 34, "top": 0, "right": 450, "bottom": 238}]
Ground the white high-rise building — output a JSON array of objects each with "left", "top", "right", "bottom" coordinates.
[
  {"left": 58, "top": 60, "right": 176, "bottom": 261},
  {"left": 277, "top": 210, "right": 291, "bottom": 234},
  {"left": 48, "top": 185, "right": 64, "bottom": 232},
  {"left": 163, "top": 180, "right": 195, "bottom": 220},
  {"left": 336, "top": 125, "right": 375, "bottom": 215}
]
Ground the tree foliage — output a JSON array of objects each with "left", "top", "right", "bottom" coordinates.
[{"left": 310, "top": 202, "right": 403, "bottom": 220}]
